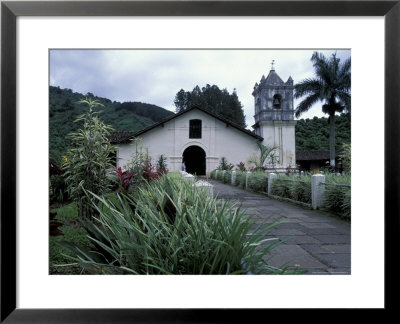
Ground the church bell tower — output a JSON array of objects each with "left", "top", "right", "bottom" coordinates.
[{"left": 252, "top": 61, "right": 297, "bottom": 169}]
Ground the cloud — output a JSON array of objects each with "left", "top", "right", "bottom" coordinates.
[{"left": 50, "top": 49, "right": 351, "bottom": 126}]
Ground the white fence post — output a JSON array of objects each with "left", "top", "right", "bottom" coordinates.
[
  {"left": 215, "top": 170, "right": 218, "bottom": 180},
  {"left": 245, "top": 171, "right": 251, "bottom": 189},
  {"left": 193, "top": 180, "right": 214, "bottom": 198},
  {"left": 231, "top": 171, "right": 236, "bottom": 185},
  {"left": 222, "top": 170, "right": 226, "bottom": 181},
  {"left": 311, "top": 174, "right": 325, "bottom": 210},
  {"left": 268, "top": 173, "right": 277, "bottom": 195}
]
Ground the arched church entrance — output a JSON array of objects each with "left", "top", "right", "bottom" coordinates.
[{"left": 182, "top": 145, "right": 206, "bottom": 175}]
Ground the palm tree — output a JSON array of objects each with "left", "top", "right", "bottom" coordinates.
[{"left": 295, "top": 52, "right": 351, "bottom": 167}]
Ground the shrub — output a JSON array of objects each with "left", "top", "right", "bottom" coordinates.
[
  {"left": 247, "top": 172, "right": 269, "bottom": 192},
  {"left": 236, "top": 162, "right": 246, "bottom": 172},
  {"left": 210, "top": 169, "right": 217, "bottom": 179},
  {"left": 50, "top": 174, "right": 69, "bottom": 203},
  {"left": 247, "top": 141, "right": 279, "bottom": 171},
  {"left": 271, "top": 179, "right": 291, "bottom": 199},
  {"left": 218, "top": 157, "right": 234, "bottom": 171},
  {"left": 50, "top": 202, "right": 90, "bottom": 274},
  {"left": 323, "top": 184, "right": 351, "bottom": 219},
  {"left": 235, "top": 171, "right": 246, "bottom": 188},
  {"left": 62, "top": 99, "right": 116, "bottom": 219},
  {"left": 122, "top": 139, "right": 162, "bottom": 189},
  {"left": 341, "top": 189, "right": 351, "bottom": 220},
  {"left": 288, "top": 180, "right": 311, "bottom": 204},
  {"left": 156, "top": 154, "right": 168, "bottom": 174},
  {"left": 270, "top": 175, "right": 312, "bottom": 204},
  {"left": 59, "top": 174, "right": 288, "bottom": 274},
  {"left": 223, "top": 171, "right": 232, "bottom": 184},
  {"left": 339, "top": 143, "right": 351, "bottom": 173},
  {"left": 217, "top": 170, "right": 225, "bottom": 181}
]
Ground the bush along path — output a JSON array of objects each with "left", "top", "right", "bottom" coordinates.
[{"left": 207, "top": 178, "right": 351, "bottom": 275}]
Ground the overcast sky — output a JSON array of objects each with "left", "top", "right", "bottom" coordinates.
[{"left": 50, "top": 49, "right": 350, "bottom": 128}]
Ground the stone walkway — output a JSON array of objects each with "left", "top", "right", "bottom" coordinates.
[{"left": 207, "top": 179, "right": 351, "bottom": 275}]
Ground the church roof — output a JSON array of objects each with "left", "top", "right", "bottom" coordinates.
[
  {"left": 110, "top": 105, "right": 263, "bottom": 144},
  {"left": 262, "top": 69, "right": 285, "bottom": 86}
]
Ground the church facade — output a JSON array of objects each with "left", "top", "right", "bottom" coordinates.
[{"left": 111, "top": 66, "right": 296, "bottom": 175}]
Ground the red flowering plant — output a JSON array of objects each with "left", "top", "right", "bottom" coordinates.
[
  {"left": 236, "top": 162, "right": 246, "bottom": 172},
  {"left": 116, "top": 167, "right": 134, "bottom": 192},
  {"left": 142, "top": 158, "right": 162, "bottom": 181}
]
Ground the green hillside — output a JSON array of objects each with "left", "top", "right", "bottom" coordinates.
[
  {"left": 50, "top": 86, "right": 351, "bottom": 161},
  {"left": 49, "top": 86, "right": 174, "bottom": 160}
]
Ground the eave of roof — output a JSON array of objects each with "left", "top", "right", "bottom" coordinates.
[
  {"left": 296, "top": 150, "right": 341, "bottom": 161},
  {"left": 110, "top": 105, "right": 263, "bottom": 144}
]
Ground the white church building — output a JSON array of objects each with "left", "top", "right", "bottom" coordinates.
[{"left": 111, "top": 66, "right": 297, "bottom": 175}]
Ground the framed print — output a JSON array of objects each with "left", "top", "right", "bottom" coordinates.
[{"left": 1, "top": 0, "right": 399, "bottom": 322}]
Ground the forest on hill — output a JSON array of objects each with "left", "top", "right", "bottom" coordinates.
[
  {"left": 49, "top": 86, "right": 174, "bottom": 160},
  {"left": 50, "top": 86, "right": 351, "bottom": 162},
  {"left": 295, "top": 113, "right": 351, "bottom": 151}
]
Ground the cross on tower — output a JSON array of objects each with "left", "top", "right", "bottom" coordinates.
[{"left": 271, "top": 60, "right": 275, "bottom": 70}]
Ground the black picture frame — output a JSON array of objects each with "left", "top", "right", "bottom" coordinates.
[{"left": 1, "top": 0, "right": 399, "bottom": 322}]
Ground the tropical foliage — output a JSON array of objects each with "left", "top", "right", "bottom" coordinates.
[
  {"left": 57, "top": 174, "right": 288, "bottom": 274},
  {"left": 217, "top": 157, "right": 234, "bottom": 171},
  {"left": 62, "top": 99, "right": 116, "bottom": 219},
  {"left": 339, "top": 143, "right": 351, "bottom": 172},
  {"left": 248, "top": 141, "right": 279, "bottom": 170},
  {"left": 295, "top": 52, "right": 351, "bottom": 167}
]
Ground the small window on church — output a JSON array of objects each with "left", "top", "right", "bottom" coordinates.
[
  {"left": 189, "top": 119, "right": 202, "bottom": 138},
  {"left": 273, "top": 94, "right": 282, "bottom": 109}
]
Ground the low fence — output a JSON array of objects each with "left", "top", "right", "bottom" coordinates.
[{"left": 212, "top": 170, "right": 350, "bottom": 213}]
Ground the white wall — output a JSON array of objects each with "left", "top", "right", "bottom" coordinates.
[
  {"left": 259, "top": 120, "right": 297, "bottom": 168},
  {"left": 116, "top": 109, "right": 260, "bottom": 175}
]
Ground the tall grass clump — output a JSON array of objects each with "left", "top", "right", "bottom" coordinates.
[
  {"left": 235, "top": 171, "right": 246, "bottom": 188},
  {"left": 270, "top": 179, "right": 291, "bottom": 199},
  {"left": 322, "top": 174, "right": 351, "bottom": 219},
  {"left": 59, "top": 174, "right": 286, "bottom": 274},
  {"left": 210, "top": 169, "right": 217, "bottom": 179},
  {"left": 270, "top": 175, "right": 311, "bottom": 204},
  {"left": 247, "top": 172, "right": 269, "bottom": 193},
  {"left": 223, "top": 171, "right": 232, "bottom": 184}
]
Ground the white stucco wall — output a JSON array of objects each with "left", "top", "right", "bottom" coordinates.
[
  {"left": 258, "top": 120, "right": 297, "bottom": 168},
  {"left": 116, "top": 108, "right": 260, "bottom": 175}
]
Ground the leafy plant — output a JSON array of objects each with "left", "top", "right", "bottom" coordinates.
[
  {"left": 236, "top": 162, "right": 246, "bottom": 172},
  {"left": 58, "top": 174, "right": 289, "bottom": 274},
  {"left": 323, "top": 183, "right": 351, "bottom": 219},
  {"left": 156, "top": 154, "right": 168, "bottom": 174},
  {"left": 248, "top": 141, "right": 279, "bottom": 171},
  {"left": 62, "top": 98, "right": 116, "bottom": 219},
  {"left": 210, "top": 169, "right": 217, "bottom": 179},
  {"left": 339, "top": 143, "right": 351, "bottom": 173},
  {"left": 50, "top": 174, "right": 69, "bottom": 203},
  {"left": 235, "top": 171, "right": 246, "bottom": 188},
  {"left": 247, "top": 172, "right": 269, "bottom": 192},
  {"left": 223, "top": 171, "right": 232, "bottom": 183},
  {"left": 270, "top": 175, "right": 312, "bottom": 204},
  {"left": 218, "top": 157, "right": 234, "bottom": 171},
  {"left": 116, "top": 167, "right": 134, "bottom": 192},
  {"left": 288, "top": 180, "right": 311, "bottom": 204}
]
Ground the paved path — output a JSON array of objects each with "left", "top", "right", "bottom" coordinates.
[{"left": 207, "top": 179, "right": 351, "bottom": 275}]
